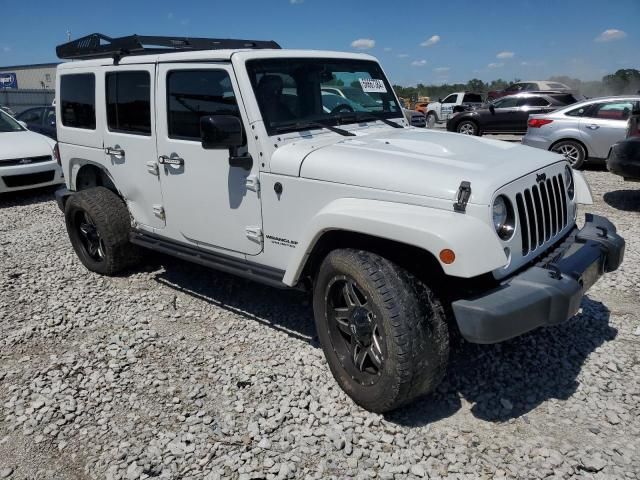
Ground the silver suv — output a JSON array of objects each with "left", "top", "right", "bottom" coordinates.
[{"left": 522, "top": 96, "right": 640, "bottom": 168}]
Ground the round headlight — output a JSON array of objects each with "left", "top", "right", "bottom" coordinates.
[
  {"left": 492, "top": 195, "right": 515, "bottom": 240},
  {"left": 564, "top": 165, "right": 575, "bottom": 199}
]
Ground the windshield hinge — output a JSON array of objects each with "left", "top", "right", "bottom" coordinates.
[
  {"left": 245, "top": 226, "right": 263, "bottom": 245},
  {"left": 246, "top": 175, "right": 260, "bottom": 194},
  {"left": 152, "top": 204, "right": 165, "bottom": 220},
  {"left": 146, "top": 161, "right": 159, "bottom": 176},
  {"left": 453, "top": 181, "right": 472, "bottom": 213}
]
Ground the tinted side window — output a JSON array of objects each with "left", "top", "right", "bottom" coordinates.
[
  {"left": 60, "top": 74, "right": 96, "bottom": 129},
  {"left": 442, "top": 94, "right": 458, "bottom": 104},
  {"left": 18, "top": 108, "right": 43, "bottom": 123},
  {"left": 463, "top": 93, "right": 482, "bottom": 103},
  {"left": 167, "top": 70, "right": 240, "bottom": 140},
  {"left": 106, "top": 71, "right": 151, "bottom": 135},
  {"left": 494, "top": 97, "right": 519, "bottom": 108},
  {"left": 519, "top": 97, "right": 549, "bottom": 107}
]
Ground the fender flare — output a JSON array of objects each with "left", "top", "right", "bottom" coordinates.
[
  {"left": 70, "top": 159, "right": 118, "bottom": 193},
  {"left": 573, "top": 170, "right": 593, "bottom": 205},
  {"left": 282, "top": 198, "right": 507, "bottom": 286}
]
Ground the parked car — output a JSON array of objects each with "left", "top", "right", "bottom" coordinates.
[
  {"left": 487, "top": 81, "right": 572, "bottom": 102},
  {"left": 402, "top": 108, "right": 426, "bottom": 127},
  {"left": 0, "top": 109, "right": 63, "bottom": 194},
  {"left": 321, "top": 86, "right": 381, "bottom": 110},
  {"left": 446, "top": 92, "right": 579, "bottom": 137},
  {"left": 54, "top": 33, "right": 624, "bottom": 413},
  {"left": 16, "top": 106, "right": 57, "bottom": 140},
  {"left": 413, "top": 100, "right": 430, "bottom": 115},
  {"left": 607, "top": 108, "right": 640, "bottom": 181},
  {"left": 522, "top": 96, "right": 640, "bottom": 168},
  {"left": 425, "top": 92, "right": 484, "bottom": 127}
]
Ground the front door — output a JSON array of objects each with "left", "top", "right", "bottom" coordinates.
[
  {"left": 156, "top": 64, "right": 262, "bottom": 255},
  {"left": 486, "top": 96, "right": 520, "bottom": 131},
  {"left": 102, "top": 64, "right": 165, "bottom": 229},
  {"left": 580, "top": 100, "right": 635, "bottom": 158}
]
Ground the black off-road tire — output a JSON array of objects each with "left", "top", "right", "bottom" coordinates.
[
  {"left": 313, "top": 249, "right": 449, "bottom": 413},
  {"left": 64, "top": 187, "right": 141, "bottom": 275}
]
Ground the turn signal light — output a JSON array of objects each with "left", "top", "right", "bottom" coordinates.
[
  {"left": 528, "top": 118, "right": 553, "bottom": 128},
  {"left": 439, "top": 249, "right": 456, "bottom": 264}
]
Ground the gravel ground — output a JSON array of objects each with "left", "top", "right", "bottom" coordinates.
[{"left": 1, "top": 169, "right": 639, "bottom": 480}]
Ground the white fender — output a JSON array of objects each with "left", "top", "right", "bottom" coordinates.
[
  {"left": 573, "top": 170, "right": 593, "bottom": 205},
  {"left": 282, "top": 198, "right": 507, "bottom": 285}
]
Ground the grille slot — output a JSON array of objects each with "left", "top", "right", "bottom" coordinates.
[{"left": 515, "top": 173, "right": 569, "bottom": 256}]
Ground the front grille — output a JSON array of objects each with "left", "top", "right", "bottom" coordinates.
[
  {"left": 515, "top": 173, "right": 569, "bottom": 256},
  {"left": 0, "top": 155, "right": 52, "bottom": 167},
  {"left": 2, "top": 170, "right": 55, "bottom": 187}
]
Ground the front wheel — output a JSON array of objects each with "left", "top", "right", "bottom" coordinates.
[
  {"left": 313, "top": 249, "right": 449, "bottom": 413},
  {"left": 551, "top": 140, "right": 586, "bottom": 169},
  {"left": 457, "top": 120, "right": 479, "bottom": 136}
]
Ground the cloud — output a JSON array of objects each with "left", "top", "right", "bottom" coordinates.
[
  {"left": 383, "top": 47, "right": 392, "bottom": 52},
  {"left": 434, "top": 67, "right": 450, "bottom": 73},
  {"left": 397, "top": 53, "right": 409, "bottom": 58},
  {"left": 351, "top": 38, "right": 375, "bottom": 50},
  {"left": 411, "top": 59, "right": 428, "bottom": 67},
  {"left": 420, "top": 35, "right": 440, "bottom": 47},
  {"left": 496, "top": 51, "right": 514, "bottom": 59},
  {"left": 2, "top": 46, "right": 10, "bottom": 53},
  {"left": 594, "top": 29, "right": 627, "bottom": 42},
  {"left": 290, "top": 0, "right": 304, "bottom": 3},
  {"left": 488, "top": 62, "right": 504, "bottom": 68}
]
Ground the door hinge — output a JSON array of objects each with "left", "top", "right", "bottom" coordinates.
[
  {"left": 245, "top": 226, "right": 263, "bottom": 244},
  {"left": 153, "top": 205, "right": 165, "bottom": 220},
  {"left": 246, "top": 175, "right": 260, "bottom": 194},
  {"left": 146, "top": 161, "right": 159, "bottom": 176}
]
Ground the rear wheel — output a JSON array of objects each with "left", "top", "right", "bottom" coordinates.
[
  {"left": 551, "top": 140, "right": 586, "bottom": 168},
  {"left": 457, "top": 120, "right": 479, "bottom": 136},
  {"left": 313, "top": 249, "right": 449, "bottom": 413},
  {"left": 64, "top": 187, "right": 141, "bottom": 275}
]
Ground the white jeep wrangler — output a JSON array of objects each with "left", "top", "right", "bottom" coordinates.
[{"left": 54, "top": 34, "right": 624, "bottom": 413}]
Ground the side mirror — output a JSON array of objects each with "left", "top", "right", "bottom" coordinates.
[
  {"left": 438, "top": 98, "right": 442, "bottom": 103},
  {"left": 489, "top": 104, "right": 496, "bottom": 114},
  {"left": 18, "top": 120, "right": 27, "bottom": 128},
  {"left": 200, "top": 115, "right": 243, "bottom": 150}
]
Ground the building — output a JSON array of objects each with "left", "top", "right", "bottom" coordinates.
[{"left": 0, "top": 63, "right": 59, "bottom": 90}]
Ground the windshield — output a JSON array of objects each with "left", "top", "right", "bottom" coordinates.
[
  {"left": 0, "top": 110, "right": 24, "bottom": 132},
  {"left": 247, "top": 58, "right": 402, "bottom": 135}
]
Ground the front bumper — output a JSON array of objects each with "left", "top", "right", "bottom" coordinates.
[
  {"left": 0, "top": 162, "right": 64, "bottom": 194},
  {"left": 452, "top": 214, "right": 624, "bottom": 344}
]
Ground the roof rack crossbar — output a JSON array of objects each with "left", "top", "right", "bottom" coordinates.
[{"left": 56, "top": 33, "right": 281, "bottom": 61}]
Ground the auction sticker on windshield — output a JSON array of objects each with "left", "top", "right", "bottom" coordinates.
[{"left": 359, "top": 78, "right": 387, "bottom": 93}]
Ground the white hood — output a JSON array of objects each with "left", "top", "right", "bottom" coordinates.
[
  {"left": 0, "top": 130, "right": 55, "bottom": 159},
  {"left": 271, "top": 128, "right": 565, "bottom": 205}
]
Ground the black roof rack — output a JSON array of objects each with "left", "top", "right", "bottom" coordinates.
[{"left": 56, "top": 33, "right": 281, "bottom": 62}]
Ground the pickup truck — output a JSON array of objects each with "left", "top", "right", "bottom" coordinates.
[{"left": 425, "top": 92, "right": 484, "bottom": 127}]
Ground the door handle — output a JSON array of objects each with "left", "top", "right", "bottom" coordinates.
[
  {"left": 158, "top": 155, "right": 184, "bottom": 166},
  {"left": 586, "top": 124, "right": 600, "bottom": 130},
  {"left": 105, "top": 147, "right": 125, "bottom": 158}
]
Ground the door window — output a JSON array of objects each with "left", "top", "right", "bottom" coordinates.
[
  {"left": 462, "top": 93, "right": 482, "bottom": 103},
  {"left": 167, "top": 70, "right": 240, "bottom": 140},
  {"left": 18, "top": 108, "right": 43, "bottom": 123},
  {"left": 518, "top": 97, "right": 550, "bottom": 107},
  {"left": 586, "top": 101, "right": 634, "bottom": 121},
  {"left": 60, "top": 74, "right": 96, "bottom": 129},
  {"left": 106, "top": 71, "right": 151, "bottom": 135},
  {"left": 442, "top": 94, "right": 458, "bottom": 104},
  {"left": 492, "top": 96, "right": 519, "bottom": 108}
]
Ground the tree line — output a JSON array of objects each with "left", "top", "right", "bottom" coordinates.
[{"left": 393, "top": 68, "right": 640, "bottom": 103}]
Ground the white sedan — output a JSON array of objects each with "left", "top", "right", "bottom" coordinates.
[{"left": 0, "top": 109, "right": 63, "bottom": 193}]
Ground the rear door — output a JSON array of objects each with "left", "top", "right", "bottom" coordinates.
[
  {"left": 155, "top": 63, "right": 263, "bottom": 255},
  {"left": 102, "top": 64, "right": 165, "bottom": 229},
  {"left": 580, "top": 100, "right": 635, "bottom": 158},
  {"left": 513, "top": 96, "right": 554, "bottom": 132}
]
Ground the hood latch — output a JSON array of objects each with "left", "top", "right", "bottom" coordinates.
[{"left": 453, "top": 181, "right": 472, "bottom": 213}]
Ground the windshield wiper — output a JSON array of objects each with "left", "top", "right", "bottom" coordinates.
[
  {"left": 337, "top": 112, "right": 403, "bottom": 129},
  {"left": 273, "top": 120, "right": 355, "bottom": 137}
]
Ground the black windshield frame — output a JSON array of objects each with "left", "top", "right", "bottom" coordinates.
[{"left": 246, "top": 58, "right": 402, "bottom": 135}]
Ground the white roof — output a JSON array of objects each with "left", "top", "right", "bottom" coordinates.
[{"left": 57, "top": 49, "right": 377, "bottom": 70}]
